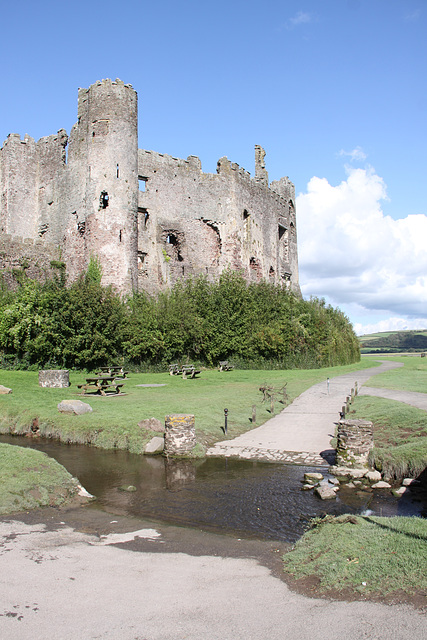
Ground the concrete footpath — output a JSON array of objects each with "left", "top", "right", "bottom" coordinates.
[
  {"left": 0, "top": 517, "right": 425, "bottom": 640},
  {"left": 207, "top": 360, "right": 404, "bottom": 466}
]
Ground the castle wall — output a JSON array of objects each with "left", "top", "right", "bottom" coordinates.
[
  {"left": 137, "top": 148, "right": 300, "bottom": 294},
  {"left": 0, "top": 78, "right": 300, "bottom": 298},
  {"left": 0, "top": 235, "right": 61, "bottom": 289}
]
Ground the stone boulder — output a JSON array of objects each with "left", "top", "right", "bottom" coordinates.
[
  {"left": 39, "top": 369, "right": 70, "bottom": 388},
  {"left": 314, "top": 483, "right": 338, "bottom": 500},
  {"left": 365, "top": 470, "right": 382, "bottom": 483},
  {"left": 144, "top": 436, "right": 165, "bottom": 455},
  {"left": 402, "top": 478, "right": 415, "bottom": 486},
  {"left": 138, "top": 417, "right": 164, "bottom": 433},
  {"left": 57, "top": 399, "right": 93, "bottom": 415},
  {"left": 0, "top": 385, "right": 12, "bottom": 394},
  {"left": 330, "top": 466, "right": 367, "bottom": 479},
  {"left": 303, "top": 472, "right": 323, "bottom": 485},
  {"left": 371, "top": 480, "right": 392, "bottom": 489},
  {"left": 392, "top": 486, "right": 407, "bottom": 497},
  {"left": 301, "top": 484, "right": 314, "bottom": 491}
]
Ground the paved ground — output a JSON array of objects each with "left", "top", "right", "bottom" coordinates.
[
  {"left": 207, "top": 360, "right": 404, "bottom": 465},
  {"left": 0, "top": 514, "right": 425, "bottom": 640},
  {"left": 359, "top": 386, "right": 427, "bottom": 410}
]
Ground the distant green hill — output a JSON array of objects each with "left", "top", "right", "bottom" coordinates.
[{"left": 359, "top": 329, "right": 427, "bottom": 353}]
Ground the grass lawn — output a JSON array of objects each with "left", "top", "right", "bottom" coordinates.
[
  {"left": 350, "top": 395, "right": 427, "bottom": 479},
  {"left": 0, "top": 359, "right": 378, "bottom": 454},
  {"left": 363, "top": 355, "right": 427, "bottom": 393},
  {"left": 0, "top": 443, "right": 81, "bottom": 514},
  {"left": 282, "top": 514, "right": 427, "bottom": 604}
]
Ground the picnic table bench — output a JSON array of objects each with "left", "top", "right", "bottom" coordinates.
[
  {"left": 218, "top": 360, "right": 234, "bottom": 372},
  {"left": 77, "top": 375, "right": 125, "bottom": 396},
  {"left": 169, "top": 363, "right": 182, "bottom": 375},
  {"left": 181, "top": 365, "right": 201, "bottom": 379}
]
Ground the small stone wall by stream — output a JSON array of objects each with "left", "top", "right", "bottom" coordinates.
[
  {"left": 164, "top": 414, "right": 196, "bottom": 456},
  {"left": 336, "top": 419, "right": 374, "bottom": 468}
]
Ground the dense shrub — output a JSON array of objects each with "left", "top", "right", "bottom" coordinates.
[{"left": 0, "top": 270, "right": 360, "bottom": 370}]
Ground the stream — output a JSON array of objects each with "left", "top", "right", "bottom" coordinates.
[{"left": 1, "top": 435, "right": 425, "bottom": 543}]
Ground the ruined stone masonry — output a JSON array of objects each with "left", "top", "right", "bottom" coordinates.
[{"left": 0, "top": 79, "right": 300, "bottom": 295}]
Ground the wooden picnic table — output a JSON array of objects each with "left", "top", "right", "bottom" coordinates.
[
  {"left": 168, "top": 364, "right": 201, "bottom": 378},
  {"left": 218, "top": 360, "right": 234, "bottom": 372},
  {"left": 77, "top": 375, "right": 125, "bottom": 396},
  {"left": 181, "top": 365, "right": 201, "bottom": 379},
  {"left": 98, "top": 366, "right": 128, "bottom": 378}
]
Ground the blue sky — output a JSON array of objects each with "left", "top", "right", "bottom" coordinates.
[{"left": 1, "top": 0, "right": 426, "bottom": 334}]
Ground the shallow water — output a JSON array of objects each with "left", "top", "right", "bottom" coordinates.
[{"left": 1, "top": 435, "right": 425, "bottom": 542}]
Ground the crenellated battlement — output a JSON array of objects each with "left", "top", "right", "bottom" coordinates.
[{"left": 0, "top": 79, "right": 300, "bottom": 295}]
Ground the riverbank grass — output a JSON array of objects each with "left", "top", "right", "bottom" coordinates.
[
  {"left": 350, "top": 395, "right": 427, "bottom": 479},
  {"left": 0, "top": 360, "right": 377, "bottom": 453},
  {"left": 0, "top": 443, "right": 81, "bottom": 514},
  {"left": 282, "top": 514, "right": 427, "bottom": 600}
]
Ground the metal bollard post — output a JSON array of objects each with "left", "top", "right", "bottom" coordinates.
[
  {"left": 224, "top": 408, "right": 228, "bottom": 435},
  {"left": 252, "top": 405, "right": 256, "bottom": 424}
]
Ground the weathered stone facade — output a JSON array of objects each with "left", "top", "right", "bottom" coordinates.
[{"left": 0, "top": 79, "right": 300, "bottom": 295}]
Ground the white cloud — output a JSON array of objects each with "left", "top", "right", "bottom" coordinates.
[
  {"left": 354, "top": 317, "right": 427, "bottom": 337},
  {"left": 297, "top": 165, "right": 427, "bottom": 327},
  {"left": 404, "top": 9, "right": 421, "bottom": 22},
  {"left": 338, "top": 146, "right": 367, "bottom": 162},
  {"left": 288, "top": 12, "right": 312, "bottom": 27}
]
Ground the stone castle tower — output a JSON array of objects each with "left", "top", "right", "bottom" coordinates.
[{"left": 0, "top": 79, "right": 300, "bottom": 296}]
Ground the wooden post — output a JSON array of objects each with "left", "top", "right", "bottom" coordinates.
[
  {"left": 252, "top": 405, "right": 256, "bottom": 424},
  {"left": 270, "top": 396, "right": 274, "bottom": 414}
]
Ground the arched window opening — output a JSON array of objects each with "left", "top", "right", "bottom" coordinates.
[{"left": 278, "top": 224, "right": 286, "bottom": 240}]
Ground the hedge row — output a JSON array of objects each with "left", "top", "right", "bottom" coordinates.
[{"left": 0, "top": 269, "right": 360, "bottom": 370}]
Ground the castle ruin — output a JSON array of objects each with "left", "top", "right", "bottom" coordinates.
[{"left": 0, "top": 79, "right": 299, "bottom": 295}]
